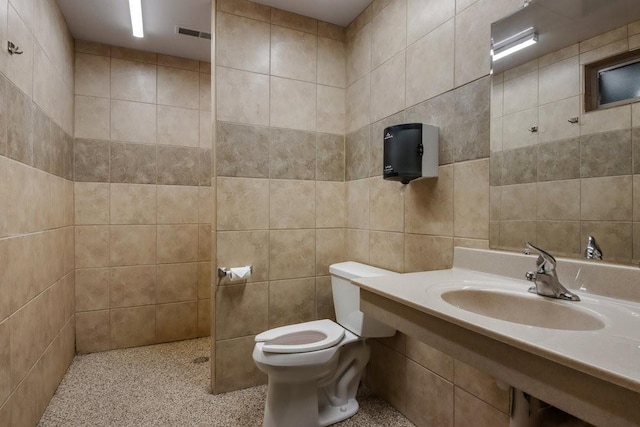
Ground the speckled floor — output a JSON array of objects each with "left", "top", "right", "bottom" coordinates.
[{"left": 38, "top": 338, "right": 414, "bottom": 427}]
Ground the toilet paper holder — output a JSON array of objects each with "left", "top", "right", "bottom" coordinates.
[{"left": 217, "top": 265, "right": 253, "bottom": 278}]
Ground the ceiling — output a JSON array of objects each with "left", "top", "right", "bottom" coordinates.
[{"left": 57, "top": 0, "right": 371, "bottom": 62}]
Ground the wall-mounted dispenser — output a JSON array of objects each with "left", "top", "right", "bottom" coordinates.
[{"left": 383, "top": 123, "right": 438, "bottom": 184}]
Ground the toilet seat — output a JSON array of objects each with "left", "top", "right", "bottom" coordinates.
[{"left": 255, "top": 319, "right": 345, "bottom": 354}]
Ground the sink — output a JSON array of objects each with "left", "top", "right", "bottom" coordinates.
[{"left": 440, "top": 288, "right": 605, "bottom": 331}]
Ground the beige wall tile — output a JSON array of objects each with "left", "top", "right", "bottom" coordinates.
[
  {"left": 157, "top": 185, "right": 199, "bottom": 224},
  {"left": 346, "top": 74, "right": 370, "bottom": 133},
  {"left": 110, "top": 58, "right": 156, "bottom": 103},
  {"left": 156, "top": 301, "right": 197, "bottom": 342},
  {"left": 316, "top": 228, "right": 346, "bottom": 275},
  {"left": 315, "top": 276, "right": 335, "bottom": 320},
  {"left": 110, "top": 306, "right": 156, "bottom": 349},
  {"left": 75, "top": 268, "right": 109, "bottom": 311},
  {"left": 217, "top": 177, "right": 269, "bottom": 230},
  {"left": 346, "top": 228, "right": 370, "bottom": 263},
  {"left": 157, "top": 55, "right": 199, "bottom": 71},
  {"left": 407, "top": 0, "right": 455, "bottom": 45},
  {"left": 536, "top": 221, "right": 581, "bottom": 256},
  {"left": 76, "top": 310, "right": 110, "bottom": 353},
  {"left": 6, "top": 5, "right": 33, "bottom": 96},
  {"left": 215, "top": 336, "right": 266, "bottom": 393},
  {"left": 346, "top": 179, "right": 370, "bottom": 229},
  {"left": 269, "top": 229, "right": 315, "bottom": 280},
  {"left": 317, "top": 85, "right": 345, "bottom": 135},
  {"left": 271, "top": 25, "right": 317, "bottom": 82},
  {"left": 269, "top": 180, "right": 315, "bottom": 229},
  {"left": 404, "top": 234, "right": 453, "bottom": 272},
  {"left": 157, "top": 66, "right": 199, "bottom": 109},
  {"left": 110, "top": 225, "right": 157, "bottom": 266},
  {"left": 74, "top": 96, "right": 109, "bottom": 140},
  {"left": 581, "top": 176, "right": 632, "bottom": 221},
  {"left": 500, "top": 183, "right": 536, "bottom": 221},
  {"left": 536, "top": 180, "right": 580, "bottom": 221},
  {"left": 406, "top": 19, "right": 455, "bottom": 108},
  {"left": 74, "top": 183, "right": 109, "bottom": 225},
  {"left": 580, "top": 25, "right": 627, "bottom": 52},
  {"left": 366, "top": 339, "right": 406, "bottom": 413},
  {"left": 369, "top": 231, "right": 403, "bottom": 272},
  {"left": 156, "top": 263, "right": 198, "bottom": 303},
  {"left": 318, "top": 22, "right": 345, "bottom": 42},
  {"left": 454, "top": 160, "right": 489, "bottom": 239},
  {"left": 216, "top": 67, "right": 269, "bottom": 126},
  {"left": 501, "top": 107, "right": 538, "bottom": 151},
  {"left": 503, "top": 70, "right": 538, "bottom": 115},
  {"left": 581, "top": 222, "right": 632, "bottom": 262},
  {"left": 454, "top": 1, "right": 490, "bottom": 87},
  {"left": 454, "top": 360, "right": 509, "bottom": 413},
  {"left": 539, "top": 56, "right": 579, "bottom": 105},
  {"left": 217, "top": 0, "right": 270, "bottom": 23},
  {"left": 270, "top": 76, "right": 317, "bottom": 131},
  {"left": 157, "top": 105, "right": 199, "bottom": 147},
  {"left": 157, "top": 225, "right": 199, "bottom": 264},
  {"left": 110, "top": 265, "right": 156, "bottom": 308},
  {"left": 371, "top": 0, "right": 406, "bottom": 68},
  {"left": 75, "top": 40, "right": 110, "bottom": 56},
  {"left": 405, "top": 360, "right": 454, "bottom": 427},
  {"left": 406, "top": 336, "right": 453, "bottom": 381},
  {"left": 405, "top": 165, "right": 453, "bottom": 235},
  {"left": 10, "top": 291, "right": 47, "bottom": 388},
  {"left": 216, "top": 12, "right": 270, "bottom": 74},
  {"left": 200, "top": 73, "right": 211, "bottom": 112},
  {"left": 370, "top": 51, "right": 405, "bottom": 122},
  {"left": 110, "top": 183, "right": 156, "bottom": 225},
  {"left": 75, "top": 225, "right": 109, "bottom": 268},
  {"left": 498, "top": 221, "right": 536, "bottom": 250},
  {"left": 75, "top": 53, "right": 110, "bottom": 97},
  {"left": 197, "top": 298, "right": 210, "bottom": 337},
  {"left": 111, "top": 46, "right": 157, "bottom": 64},
  {"left": 0, "top": 319, "right": 9, "bottom": 405},
  {"left": 346, "top": 22, "right": 371, "bottom": 86},
  {"left": 271, "top": 9, "right": 317, "bottom": 34},
  {"left": 217, "top": 231, "right": 269, "bottom": 283},
  {"left": 110, "top": 99, "right": 157, "bottom": 144},
  {"left": 216, "top": 282, "right": 268, "bottom": 339},
  {"left": 316, "top": 181, "right": 345, "bottom": 228},
  {"left": 268, "top": 278, "right": 316, "bottom": 328},
  {"left": 538, "top": 96, "right": 580, "bottom": 143},
  {"left": 454, "top": 388, "right": 509, "bottom": 427},
  {"left": 317, "top": 37, "right": 346, "bottom": 88},
  {"left": 581, "top": 104, "right": 631, "bottom": 136},
  {"left": 370, "top": 177, "right": 404, "bottom": 232}
]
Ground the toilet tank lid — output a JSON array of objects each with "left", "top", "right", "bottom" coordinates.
[{"left": 329, "top": 261, "right": 399, "bottom": 280}]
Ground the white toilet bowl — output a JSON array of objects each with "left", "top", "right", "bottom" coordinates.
[{"left": 252, "top": 262, "right": 397, "bottom": 427}]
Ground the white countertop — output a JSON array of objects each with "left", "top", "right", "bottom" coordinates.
[{"left": 352, "top": 249, "right": 640, "bottom": 395}]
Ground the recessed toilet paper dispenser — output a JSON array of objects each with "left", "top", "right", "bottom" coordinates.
[{"left": 383, "top": 123, "right": 438, "bottom": 184}]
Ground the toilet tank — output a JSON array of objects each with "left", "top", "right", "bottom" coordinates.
[{"left": 329, "top": 262, "right": 397, "bottom": 338}]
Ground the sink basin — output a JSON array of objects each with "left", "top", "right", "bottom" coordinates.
[{"left": 440, "top": 288, "right": 605, "bottom": 331}]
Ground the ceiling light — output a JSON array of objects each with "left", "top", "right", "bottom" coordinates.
[
  {"left": 492, "top": 27, "right": 537, "bottom": 61},
  {"left": 129, "top": 0, "right": 144, "bottom": 38}
]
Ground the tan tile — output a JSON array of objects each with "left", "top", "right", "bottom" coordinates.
[
  {"left": 157, "top": 225, "right": 198, "bottom": 264},
  {"left": 370, "top": 51, "right": 405, "bottom": 122},
  {"left": 316, "top": 181, "right": 345, "bottom": 228},
  {"left": 0, "top": 319, "right": 11, "bottom": 404},
  {"left": 406, "top": 336, "right": 453, "bottom": 381},
  {"left": 199, "top": 225, "right": 211, "bottom": 261},
  {"left": 453, "top": 238, "right": 489, "bottom": 250},
  {"left": 199, "top": 186, "right": 213, "bottom": 224},
  {"left": 271, "top": 8, "right": 317, "bottom": 34},
  {"left": 10, "top": 291, "right": 47, "bottom": 388},
  {"left": 405, "top": 165, "right": 453, "bottom": 235},
  {"left": 269, "top": 180, "right": 315, "bottom": 229},
  {"left": 366, "top": 339, "right": 406, "bottom": 413},
  {"left": 217, "top": 0, "right": 270, "bottom": 22},
  {"left": 454, "top": 360, "right": 509, "bottom": 413},
  {"left": 539, "top": 56, "right": 579, "bottom": 105},
  {"left": 269, "top": 278, "right": 316, "bottom": 328},
  {"left": 580, "top": 25, "right": 627, "bottom": 52},
  {"left": 75, "top": 225, "right": 109, "bottom": 268},
  {"left": 407, "top": 0, "right": 455, "bottom": 45},
  {"left": 503, "top": 70, "right": 538, "bottom": 115},
  {"left": 581, "top": 176, "right": 632, "bottom": 221},
  {"left": 216, "top": 67, "right": 269, "bottom": 126},
  {"left": 156, "top": 263, "right": 197, "bottom": 303},
  {"left": 200, "top": 73, "right": 211, "bottom": 112},
  {"left": 454, "top": 1, "right": 490, "bottom": 87},
  {"left": 318, "top": 37, "right": 346, "bottom": 88},
  {"left": 111, "top": 46, "right": 157, "bottom": 64},
  {"left": 6, "top": 5, "right": 34, "bottom": 97},
  {"left": 110, "top": 183, "right": 156, "bottom": 225},
  {"left": 369, "top": 231, "right": 403, "bottom": 272},
  {"left": 346, "top": 74, "right": 370, "bottom": 133},
  {"left": 454, "top": 388, "right": 509, "bottom": 427},
  {"left": 346, "top": 179, "right": 370, "bottom": 229},
  {"left": 215, "top": 336, "right": 266, "bottom": 393},
  {"left": 157, "top": 66, "right": 199, "bottom": 109},
  {"left": 345, "top": 228, "right": 370, "bottom": 264},
  {"left": 110, "top": 225, "right": 157, "bottom": 266},
  {"left": 536, "top": 180, "right": 580, "bottom": 221},
  {"left": 271, "top": 25, "right": 317, "bottom": 82},
  {"left": 318, "top": 22, "right": 345, "bottom": 42},
  {"left": 197, "top": 299, "right": 211, "bottom": 337},
  {"left": 157, "top": 185, "right": 199, "bottom": 224},
  {"left": 317, "top": 85, "right": 345, "bottom": 135},
  {"left": 581, "top": 104, "right": 631, "bottom": 136},
  {"left": 316, "top": 228, "right": 346, "bottom": 275},
  {"left": 156, "top": 302, "right": 197, "bottom": 342},
  {"left": 110, "top": 265, "right": 156, "bottom": 308},
  {"left": 404, "top": 234, "right": 453, "bottom": 272},
  {"left": 217, "top": 231, "right": 269, "bottom": 283},
  {"left": 269, "top": 128, "right": 316, "bottom": 180},
  {"left": 498, "top": 221, "right": 536, "bottom": 250},
  {"left": 536, "top": 221, "right": 581, "bottom": 257},
  {"left": 216, "top": 12, "right": 270, "bottom": 74},
  {"left": 110, "top": 99, "right": 157, "bottom": 144},
  {"left": 75, "top": 39, "right": 110, "bottom": 56},
  {"left": 500, "top": 183, "right": 536, "bottom": 221},
  {"left": 110, "top": 58, "right": 156, "bottom": 103},
  {"left": 406, "top": 18, "right": 455, "bottom": 107},
  {"left": 75, "top": 53, "right": 110, "bottom": 97},
  {"left": 346, "top": 21, "right": 371, "bottom": 85},
  {"left": 580, "top": 37, "right": 629, "bottom": 64},
  {"left": 75, "top": 268, "right": 109, "bottom": 311},
  {"left": 76, "top": 310, "right": 110, "bottom": 353},
  {"left": 538, "top": 97, "right": 580, "bottom": 143},
  {"left": 405, "top": 360, "right": 454, "bottom": 427},
  {"left": 198, "top": 262, "right": 212, "bottom": 299},
  {"left": 347, "top": 5, "right": 371, "bottom": 40},
  {"left": 74, "top": 95, "right": 109, "bottom": 140},
  {"left": 74, "top": 182, "right": 109, "bottom": 225},
  {"left": 454, "top": 160, "right": 489, "bottom": 239},
  {"left": 270, "top": 76, "right": 316, "bottom": 131},
  {"left": 371, "top": 0, "right": 405, "bottom": 68},
  {"left": 216, "top": 282, "right": 268, "bottom": 339},
  {"left": 110, "top": 306, "right": 156, "bottom": 349},
  {"left": 269, "top": 229, "right": 315, "bottom": 280},
  {"left": 216, "top": 177, "right": 269, "bottom": 231},
  {"left": 316, "top": 276, "right": 335, "bottom": 321},
  {"left": 581, "top": 222, "right": 633, "bottom": 262},
  {"left": 157, "top": 54, "right": 199, "bottom": 71},
  {"left": 501, "top": 107, "right": 538, "bottom": 151},
  {"left": 157, "top": 105, "right": 199, "bottom": 147},
  {"left": 200, "top": 111, "right": 212, "bottom": 149},
  {"left": 369, "top": 177, "right": 404, "bottom": 232}
]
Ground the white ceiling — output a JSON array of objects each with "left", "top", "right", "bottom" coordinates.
[{"left": 57, "top": 0, "right": 371, "bottom": 62}]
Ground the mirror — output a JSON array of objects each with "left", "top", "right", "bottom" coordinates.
[{"left": 489, "top": 0, "right": 640, "bottom": 265}]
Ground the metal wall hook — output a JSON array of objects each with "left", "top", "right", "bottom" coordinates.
[
  {"left": 8, "top": 41, "right": 23, "bottom": 55},
  {"left": 528, "top": 126, "right": 538, "bottom": 133},
  {"left": 568, "top": 117, "right": 579, "bottom": 124}
]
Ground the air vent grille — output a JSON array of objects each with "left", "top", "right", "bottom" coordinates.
[{"left": 177, "top": 26, "right": 211, "bottom": 40}]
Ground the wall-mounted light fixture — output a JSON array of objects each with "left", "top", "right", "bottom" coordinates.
[
  {"left": 129, "top": 0, "right": 144, "bottom": 38},
  {"left": 492, "top": 27, "right": 537, "bottom": 61}
]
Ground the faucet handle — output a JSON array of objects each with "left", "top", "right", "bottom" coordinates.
[{"left": 525, "top": 241, "right": 556, "bottom": 273}]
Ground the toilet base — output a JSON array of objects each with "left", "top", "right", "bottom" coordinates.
[{"left": 318, "top": 398, "right": 359, "bottom": 427}]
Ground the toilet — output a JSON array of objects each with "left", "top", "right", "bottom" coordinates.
[{"left": 252, "top": 262, "right": 397, "bottom": 427}]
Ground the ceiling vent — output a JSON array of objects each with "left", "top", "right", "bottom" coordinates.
[{"left": 176, "top": 26, "right": 211, "bottom": 40}]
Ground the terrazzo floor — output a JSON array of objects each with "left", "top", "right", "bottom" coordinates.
[{"left": 38, "top": 337, "right": 415, "bottom": 427}]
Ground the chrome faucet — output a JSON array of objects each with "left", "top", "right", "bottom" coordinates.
[
  {"left": 584, "top": 236, "right": 603, "bottom": 260},
  {"left": 524, "top": 242, "right": 580, "bottom": 301}
]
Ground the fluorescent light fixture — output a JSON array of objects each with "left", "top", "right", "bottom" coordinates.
[
  {"left": 492, "top": 27, "right": 537, "bottom": 61},
  {"left": 129, "top": 0, "right": 144, "bottom": 38}
]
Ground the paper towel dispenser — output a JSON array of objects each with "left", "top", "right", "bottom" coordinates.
[{"left": 383, "top": 123, "right": 438, "bottom": 184}]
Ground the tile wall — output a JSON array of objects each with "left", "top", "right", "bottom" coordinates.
[
  {"left": 212, "top": 0, "right": 347, "bottom": 393},
  {"left": 72, "top": 41, "right": 213, "bottom": 352},
  {"left": 343, "top": 0, "right": 522, "bottom": 425},
  {"left": 0, "top": 0, "right": 76, "bottom": 424},
  {"left": 490, "top": 22, "right": 640, "bottom": 264}
]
